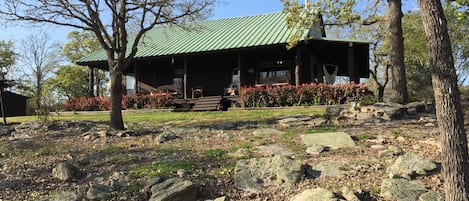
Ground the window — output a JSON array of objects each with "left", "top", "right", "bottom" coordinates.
[{"left": 259, "top": 69, "right": 290, "bottom": 84}]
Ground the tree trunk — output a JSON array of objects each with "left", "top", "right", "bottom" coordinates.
[
  {"left": 377, "top": 85, "right": 385, "bottom": 102},
  {"left": 388, "top": 0, "right": 408, "bottom": 103},
  {"left": 109, "top": 67, "right": 124, "bottom": 130},
  {"left": 88, "top": 67, "right": 94, "bottom": 98},
  {"left": 418, "top": 0, "right": 469, "bottom": 200}
]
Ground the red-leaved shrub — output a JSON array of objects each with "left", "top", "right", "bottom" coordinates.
[{"left": 240, "top": 83, "right": 372, "bottom": 107}]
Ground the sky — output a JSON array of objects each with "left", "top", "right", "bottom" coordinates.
[
  {"left": 0, "top": 0, "right": 420, "bottom": 44},
  {"left": 0, "top": 0, "right": 285, "bottom": 44}
]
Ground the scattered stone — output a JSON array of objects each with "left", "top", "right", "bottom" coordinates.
[
  {"left": 420, "top": 139, "right": 441, "bottom": 150},
  {"left": 300, "top": 132, "right": 356, "bottom": 150},
  {"left": 366, "top": 137, "right": 386, "bottom": 145},
  {"left": 0, "top": 126, "right": 12, "bottom": 136},
  {"left": 373, "top": 102, "right": 408, "bottom": 120},
  {"left": 308, "top": 118, "right": 328, "bottom": 127},
  {"left": 326, "top": 106, "right": 344, "bottom": 117},
  {"left": 310, "top": 160, "right": 353, "bottom": 178},
  {"left": 106, "top": 171, "right": 129, "bottom": 190},
  {"left": 406, "top": 102, "right": 427, "bottom": 115},
  {"left": 252, "top": 128, "right": 283, "bottom": 136},
  {"left": 379, "top": 145, "right": 403, "bottom": 158},
  {"left": 0, "top": 180, "right": 15, "bottom": 189},
  {"left": 387, "top": 153, "right": 438, "bottom": 179},
  {"left": 49, "top": 191, "right": 78, "bottom": 201},
  {"left": 255, "top": 144, "right": 295, "bottom": 156},
  {"left": 370, "top": 144, "right": 386, "bottom": 149},
  {"left": 234, "top": 155, "right": 304, "bottom": 192},
  {"left": 213, "top": 196, "right": 229, "bottom": 201},
  {"left": 380, "top": 178, "right": 428, "bottom": 201},
  {"left": 177, "top": 169, "right": 187, "bottom": 177},
  {"left": 144, "top": 176, "right": 163, "bottom": 191},
  {"left": 305, "top": 144, "right": 326, "bottom": 155},
  {"left": 290, "top": 187, "right": 337, "bottom": 201},
  {"left": 158, "top": 130, "right": 179, "bottom": 143},
  {"left": 418, "top": 190, "right": 444, "bottom": 201},
  {"left": 149, "top": 178, "right": 196, "bottom": 201},
  {"left": 86, "top": 184, "right": 110, "bottom": 200},
  {"left": 52, "top": 162, "right": 80, "bottom": 181},
  {"left": 341, "top": 186, "right": 360, "bottom": 201}
]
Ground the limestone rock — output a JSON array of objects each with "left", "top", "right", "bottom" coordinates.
[
  {"left": 52, "top": 162, "right": 80, "bottom": 181},
  {"left": 311, "top": 160, "right": 353, "bottom": 178},
  {"left": 380, "top": 178, "right": 428, "bottom": 201},
  {"left": 378, "top": 145, "right": 403, "bottom": 158},
  {"left": 305, "top": 144, "right": 326, "bottom": 155},
  {"left": 213, "top": 196, "right": 229, "bottom": 201},
  {"left": 341, "top": 186, "right": 360, "bottom": 201},
  {"left": 418, "top": 190, "right": 444, "bottom": 201},
  {"left": 290, "top": 187, "right": 337, "bottom": 201},
  {"left": 256, "top": 144, "right": 294, "bottom": 156},
  {"left": 387, "top": 153, "right": 438, "bottom": 179},
  {"left": 86, "top": 184, "right": 110, "bottom": 200},
  {"left": 158, "top": 130, "right": 179, "bottom": 143},
  {"left": 406, "top": 102, "right": 427, "bottom": 115},
  {"left": 373, "top": 102, "right": 408, "bottom": 120},
  {"left": 149, "top": 178, "right": 196, "bottom": 201},
  {"left": 252, "top": 128, "right": 283, "bottom": 136},
  {"left": 300, "top": 132, "right": 356, "bottom": 150},
  {"left": 0, "top": 126, "right": 12, "bottom": 137},
  {"left": 49, "top": 191, "right": 78, "bottom": 201},
  {"left": 234, "top": 155, "right": 304, "bottom": 192}
]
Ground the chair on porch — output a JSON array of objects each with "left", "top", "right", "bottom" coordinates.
[{"left": 191, "top": 86, "right": 203, "bottom": 98}]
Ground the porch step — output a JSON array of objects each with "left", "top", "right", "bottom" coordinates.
[{"left": 192, "top": 96, "right": 223, "bottom": 111}]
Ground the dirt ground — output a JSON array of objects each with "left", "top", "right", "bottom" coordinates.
[{"left": 0, "top": 106, "right": 467, "bottom": 201}]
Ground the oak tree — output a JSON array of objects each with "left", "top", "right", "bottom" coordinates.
[
  {"left": 0, "top": 0, "right": 215, "bottom": 129},
  {"left": 417, "top": 0, "right": 469, "bottom": 200}
]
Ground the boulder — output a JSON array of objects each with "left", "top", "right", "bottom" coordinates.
[
  {"left": 52, "top": 162, "right": 80, "bottom": 181},
  {"left": 252, "top": 128, "right": 283, "bottom": 136},
  {"left": 234, "top": 155, "right": 304, "bottom": 192},
  {"left": 0, "top": 126, "right": 11, "bottom": 137},
  {"left": 255, "top": 144, "right": 294, "bottom": 156},
  {"left": 49, "top": 191, "right": 78, "bottom": 201},
  {"left": 378, "top": 145, "right": 403, "bottom": 158},
  {"left": 387, "top": 152, "right": 438, "bottom": 179},
  {"left": 406, "top": 102, "right": 427, "bottom": 115},
  {"left": 158, "top": 130, "right": 179, "bottom": 143},
  {"left": 290, "top": 187, "right": 337, "bottom": 201},
  {"left": 86, "top": 184, "right": 110, "bottom": 200},
  {"left": 373, "top": 102, "right": 408, "bottom": 120},
  {"left": 418, "top": 190, "right": 444, "bottom": 201},
  {"left": 305, "top": 144, "right": 326, "bottom": 155},
  {"left": 300, "top": 132, "right": 356, "bottom": 150},
  {"left": 310, "top": 160, "right": 353, "bottom": 178},
  {"left": 149, "top": 178, "right": 196, "bottom": 201},
  {"left": 380, "top": 178, "right": 429, "bottom": 201},
  {"left": 341, "top": 186, "right": 360, "bottom": 201}
]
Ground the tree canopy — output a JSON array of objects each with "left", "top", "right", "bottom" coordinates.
[{"left": 0, "top": 40, "right": 16, "bottom": 75}]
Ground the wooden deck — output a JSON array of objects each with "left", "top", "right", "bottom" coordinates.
[{"left": 172, "top": 95, "right": 240, "bottom": 112}]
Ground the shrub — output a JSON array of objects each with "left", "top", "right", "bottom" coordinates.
[
  {"left": 65, "top": 93, "right": 174, "bottom": 111},
  {"left": 240, "top": 83, "right": 372, "bottom": 107}
]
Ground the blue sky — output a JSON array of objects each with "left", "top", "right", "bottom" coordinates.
[
  {"left": 0, "top": 0, "right": 419, "bottom": 44},
  {"left": 0, "top": 0, "right": 285, "bottom": 44}
]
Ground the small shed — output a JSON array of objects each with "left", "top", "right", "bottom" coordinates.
[{"left": 3, "top": 91, "right": 28, "bottom": 117}]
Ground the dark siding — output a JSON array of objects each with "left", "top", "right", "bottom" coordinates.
[{"left": 2, "top": 91, "right": 28, "bottom": 117}]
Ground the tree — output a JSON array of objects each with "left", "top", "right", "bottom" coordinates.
[
  {"left": 48, "top": 65, "right": 89, "bottom": 100},
  {"left": 0, "top": 40, "right": 16, "bottom": 75},
  {"left": 282, "top": 0, "right": 408, "bottom": 102},
  {"left": 387, "top": 0, "right": 408, "bottom": 103},
  {"left": 62, "top": 30, "right": 107, "bottom": 97},
  {"left": 15, "top": 32, "right": 61, "bottom": 111},
  {"left": 0, "top": 0, "right": 215, "bottom": 129},
  {"left": 417, "top": 0, "right": 469, "bottom": 200}
]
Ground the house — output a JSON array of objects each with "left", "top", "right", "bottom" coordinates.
[
  {"left": 2, "top": 91, "right": 28, "bottom": 117},
  {"left": 77, "top": 12, "right": 369, "bottom": 100}
]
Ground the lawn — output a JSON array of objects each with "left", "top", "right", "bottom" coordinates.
[{"left": 6, "top": 107, "right": 327, "bottom": 127}]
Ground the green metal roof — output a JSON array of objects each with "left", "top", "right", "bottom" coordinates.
[{"left": 77, "top": 12, "right": 323, "bottom": 64}]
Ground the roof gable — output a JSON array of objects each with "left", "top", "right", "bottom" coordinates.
[{"left": 77, "top": 12, "right": 320, "bottom": 64}]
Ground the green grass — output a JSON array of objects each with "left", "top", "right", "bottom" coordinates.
[
  {"left": 7, "top": 107, "right": 325, "bottom": 127},
  {"left": 357, "top": 133, "right": 375, "bottom": 141},
  {"left": 202, "top": 148, "right": 229, "bottom": 160},
  {"left": 130, "top": 161, "right": 197, "bottom": 178}
]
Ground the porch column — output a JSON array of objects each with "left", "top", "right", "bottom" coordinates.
[
  {"left": 184, "top": 58, "right": 188, "bottom": 99},
  {"left": 295, "top": 47, "right": 302, "bottom": 86},
  {"left": 237, "top": 54, "right": 242, "bottom": 90},
  {"left": 88, "top": 67, "right": 94, "bottom": 97},
  {"left": 134, "top": 64, "right": 139, "bottom": 94},
  {"left": 348, "top": 42, "right": 358, "bottom": 83}
]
